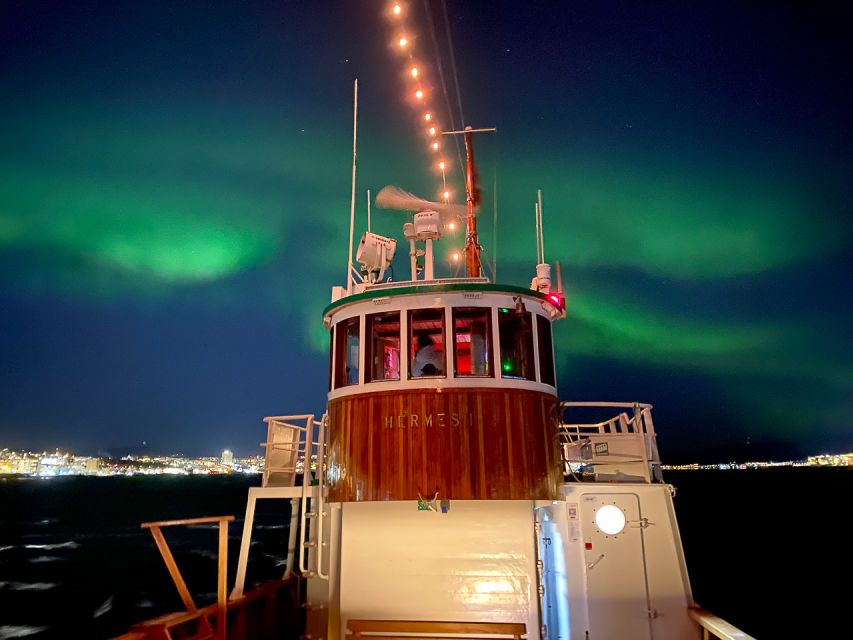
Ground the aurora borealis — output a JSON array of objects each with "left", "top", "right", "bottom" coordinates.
[{"left": 1, "top": 1, "right": 850, "bottom": 461}]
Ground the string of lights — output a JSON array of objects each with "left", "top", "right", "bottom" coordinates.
[{"left": 385, "top": 3, "right": 460, "bottom": 247}]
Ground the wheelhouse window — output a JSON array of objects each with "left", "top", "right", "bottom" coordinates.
[
  {"left": 453, "top": 307, "right": 492, "bottom": 376},
  {"left": 333, "top": 316, "right": 360, "bottom": 388},
  {"left": 537, "top": 315, "right": 556, "bottom": 386},
  {"left": 366, "top": 312, "right": 401, "bottom": 382},
  {"left": 408, "top": 308, "right": 445, "bottom": 378},
  {"left": 498, "top": 309, "right": 535, "bottom": 380}
]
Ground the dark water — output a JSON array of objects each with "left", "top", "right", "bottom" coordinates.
[
  {"left": 0, "top": 475, "right": 291, "bottom": 640},
  {"left": 0, "top": 469, "right": 848, "bottom": 638}
]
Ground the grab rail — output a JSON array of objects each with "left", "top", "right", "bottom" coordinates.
[{"left": 688, "top": 606, "right": 756, "bottom": 640}]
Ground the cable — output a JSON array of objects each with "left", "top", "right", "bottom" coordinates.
[
  {"left": 422, "top": 0, "right": 465, "bottom": 180},
  {"left": 440, "top": 0, "right": 466, "bottom": 130}
]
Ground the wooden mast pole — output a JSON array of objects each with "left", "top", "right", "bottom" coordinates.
[
  {"left": 444, "top": 126, "right": 496, "bottom": 278},
  {"left": 463, "top": 127, "right": 480, "bottom": 277}
]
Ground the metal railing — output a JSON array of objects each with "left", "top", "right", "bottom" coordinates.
[
  {"left": 261, "top": 412, "right": 329, "bottom": 581},
  {"left": 559, "top": 402, "right": 662, "bottom": 483},
  {"left": 261, "top": 414, "right": 316, "bottom": 488}
]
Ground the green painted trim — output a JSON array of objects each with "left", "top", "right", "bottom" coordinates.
[{"left": 322, "top": 282, "right": 549, "bottom": 317}]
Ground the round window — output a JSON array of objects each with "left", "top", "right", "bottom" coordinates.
[{"left": 595, "top": 504, "right": 626, "bottom": 535}]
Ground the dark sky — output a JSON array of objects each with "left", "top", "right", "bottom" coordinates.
[{"left": 0, "top": 1, "right": 850, "bottom": 463}]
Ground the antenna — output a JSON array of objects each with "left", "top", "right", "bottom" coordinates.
[
  {"left": 537, "top": 188, "right": 545, "bottom": 264},
  {"left": 367, "top": 188, "right": 371, "bottom": 232},
  {"left": 556, "top": 260, "right": 564, "bottom": 294},
  {"left": 533, "top": 189, "right": 552, "bottom": 294},
  {"left": 534, "top": 201, "right": 541, "bottom": 264},
  {"left": 346, "top": 79, "right": 358, "bottom": 295}
]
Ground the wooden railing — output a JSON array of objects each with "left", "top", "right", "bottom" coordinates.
[
  {"left": 689, "top": 606, "right": 757, "bottom": 640},
  {"left": 137, "top": 515, "right": 234, "bottom": 640},
  {"left": 114, "top": 578, "right": 301, "bottom": 640}
]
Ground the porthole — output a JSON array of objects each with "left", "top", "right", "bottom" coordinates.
[{"left": 595, "top": 504, "right": 626, "bottom": 535}]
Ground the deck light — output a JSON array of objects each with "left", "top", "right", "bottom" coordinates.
[
  {"left": 415, "top": 89, "right": 424, "bottom": 99},
  {"left": 392, "top": 4, "right": 401, "bottom": 16},
  {"left": 432, "top": 141, "right": 440, "bottom": 151},
  {"left": 438, "top": 160, "right": 445, "bottom": 170},
  {"left": 399, "top": 36, "right": 408, "bottom": 48},
  {"left": 424, "top": 112, "right": 432, "bottom": 121},
  {"left": 547, "top": 292, "right": 566, "bottom": 312},
  {"left": 429, "top": 127, "right": 436, "bottom": 136},
  {"left": 410, "top": 67, "right": 418, "bottom": 78}
]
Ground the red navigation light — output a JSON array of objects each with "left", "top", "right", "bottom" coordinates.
[{"left": 547, "top": 293, "right": 566, "bottom": 312}]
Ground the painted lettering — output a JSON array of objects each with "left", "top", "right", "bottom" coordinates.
[
  {"left": 410, "top": 414, "right": 419, "bottom": 428},
  {"left": 385, "top": 416, "right": 393, "bottom": 429},
  {"left": 437, "top": 413, "right": 445, "bottom": 427},
  {"left": 451, "top": 413, "right": 460, "bottom": 427},
  {"left": 424, "top": 414, "right": 433, "bottom": 427}
]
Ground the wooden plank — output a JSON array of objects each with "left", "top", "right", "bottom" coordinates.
[
  {"left": 346, "top": 620, "right": 527, "bottom": 635},
  {"left": 327, "top": 388, "right": 561, "bottom": 501},
  {"left": 142, "top": 516, "right": 235, "bottom": 529},
  {"left": 148, "top": 526, "right": 197, "bottom": 613},
  {"left": 216, "top": 519, "right": 228, "bottom": 640},
  {"left": 688, "top": 606, "right": 756, "bottom": 640},
  {"left": 345, "top": 636, "right": 525, "bottom": 640}
]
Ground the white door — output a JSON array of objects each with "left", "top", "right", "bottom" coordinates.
[{"left": 581, "top": 493, "right": 652, "bottom": 640}]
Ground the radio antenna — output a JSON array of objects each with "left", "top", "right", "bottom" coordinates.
[{"left": 346, "top": 79, "right": 358, "bottom": 294}]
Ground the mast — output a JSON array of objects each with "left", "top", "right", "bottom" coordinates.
[
  {"left": 445, "top": 126, "right": 495, "bottom": 278},
  {"left": 463, "top": 127, "right": 480, "bottom": 277}
]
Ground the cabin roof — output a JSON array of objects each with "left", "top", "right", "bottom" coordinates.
[{"left": 322, "top": 281, "right": 549, "bottom": 317}]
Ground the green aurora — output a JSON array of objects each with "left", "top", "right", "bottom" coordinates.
[{"left": 0, "top": 1, "right": 850, "bottom": 459}]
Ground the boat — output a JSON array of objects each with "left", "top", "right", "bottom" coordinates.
[
  {"left": 113, "top": 134, "right": 755, "bottom": 640},
  {"left": 113, "top": 14, "right": 757, "bottom": 640}
]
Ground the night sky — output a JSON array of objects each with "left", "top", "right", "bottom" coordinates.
[{"left": 1, "top": 1, "right": 850, "bottom": 463}]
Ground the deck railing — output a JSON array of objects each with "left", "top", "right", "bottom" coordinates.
[
  {"left": 689, "top": 606, "right": 757, "bottom": 640},
  {"left": 559, "top": 401, "right": 662, "bottom": 482},
  {"left": 114, "top": 577, "right": 301, "bottom": 640}
]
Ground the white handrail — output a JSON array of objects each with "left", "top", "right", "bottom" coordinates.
[
  {"left": 315, "top": 412, "right": 329, "bottom": 580},
  {"left": 298, "top": 415, "right": 314, "bottom": 576}
]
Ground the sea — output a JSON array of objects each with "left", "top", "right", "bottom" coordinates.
[{"left": 0, "top": 469, "right": 847, "bottom": 639}]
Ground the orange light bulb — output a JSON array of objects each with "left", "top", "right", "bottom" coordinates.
[
  {"left": 429, "top": 127, "right": 436, "bottom": 136},
  {"left": 424, "top": 112, "right": 432, "bottom": 121},
  {"left": 415, "top": 89, "right": 424, "bottom": 99},
  {"left": 398, "top": 36, "right": 408, "bottom": 48},
  {"left": 410, "top": 67, "right": 418, "bottom": 78},
  {"left": 443, "top": 191, "right": 451, "bottom": 200},
  {"left": 432, "top": 141, "right": 439, "bottom": 150},
  {"left": 452, "top": 251, "right": 460, "bottom": 262},
  {"left": 392, "top": 4, "right": 401, "bottom": 16},
  {"left": 438, "top": 160, "right": 446, "bottom": 170}
]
